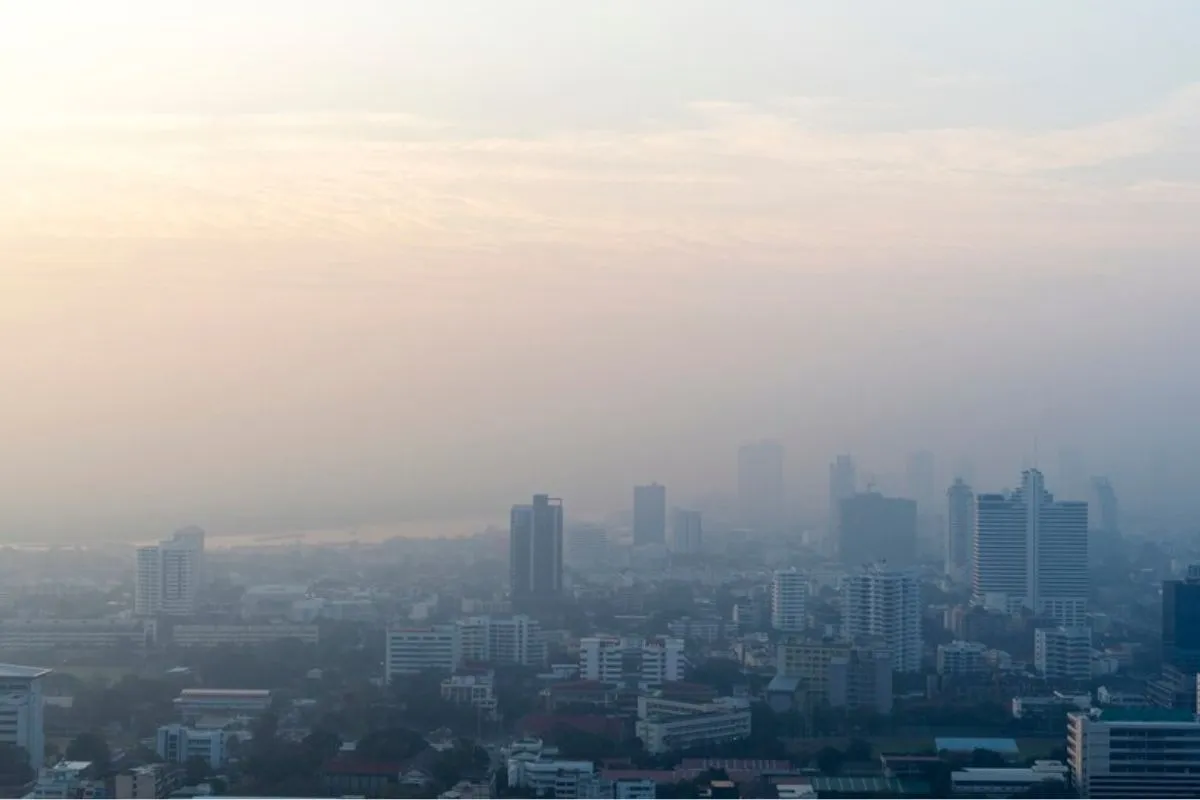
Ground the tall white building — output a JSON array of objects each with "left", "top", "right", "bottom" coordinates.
[
  {"left": 135, "top": 529, "right": 205, "bottom": 617},
  {"left": 0, "top": 664, "right": 50, "bottom": 769},
  {"left": 770, "top": 569, "right": 807, "bottom": 633},
  {"left": 946, "top": 479, "right": 975, "bottom": 581},
  {"left": 671, "top": 509, "right": 703, "bottom": 554},
  {"left": 1035, "top": 626, "right": 1093, "bottom": 682},
  {"left": 1069, "top": 708, "right": 1200, "bottom": 798},
  {"left": 974, "top": 469, "right": 1088, "bottom": 627},
  {"left": 579, "top": 636, "right": 685, "bottom": 688},
  {"left": 456, "top": 616, "right": 545, "bottom": 667},
  {"left": 841, "top": 564, "right": 922, "bottom": 673}
]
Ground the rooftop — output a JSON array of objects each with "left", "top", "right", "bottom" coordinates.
[
  {"left": 935, "top": 736, "right": 1019, "bottom": 755},
  {"left": 0, "top": 663, "right": 52, "bottom": 680},
  {"left": 1084, "top": 707, "right": 1199, "bottom": 723}
]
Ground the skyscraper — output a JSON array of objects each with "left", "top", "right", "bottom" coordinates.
[
  {"left": 1091, "top": 477, "right": 1119, "bottom": 534},
  {"left": 841, "top": 564, "right": 922, "bottom": 673},
  {"left": 838, "top": 492, "right": 917, "bottom": 567},
  {"left": 973, "top": 469, "right": 1088, "bottom": 627},
  {"left": 671, "top": 509, "right": 703, "bottom": 554},
  {"left": 945, "top": 479, "right": 975, "bottom": 581},
  {"left": 510, "top": 494, "right": 563, "bottom": 612},
  {"left": 738, "top": 440, "right": 786, "bottom": 531},
  {"left": 1162, "top": 565, "right": 1200, "bottom": 672},
  {"left": 633, "top": 483, "right": 667, "bottom": 546},
  {"left": 906, "top": 450, "right": 936, "bottom": 513}
]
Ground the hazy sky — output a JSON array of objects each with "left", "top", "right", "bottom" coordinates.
[{"left": 3, "top": 1, "right": 1200, "bottom": 538}]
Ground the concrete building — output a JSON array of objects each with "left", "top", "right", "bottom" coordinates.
[
  {"left": 1069, "top": 707, "right": 1200, "bottom": 798},
  {"left": 579, "top": 636, "right": 685, "bottom": 689},
  {"left": 0, "top": 663, "right": 49, "bottom": 769},
  {"left": 0, "top": 619, "right": 153, "bottom": 650},
  {"left": 170, "top": 623, "right": 319, "bottom": 647},
  {"left": 135, "top": 529, "right": 204, "bottom": 617},
  {"left": 385, "top": 626, "right": 462, "bottom": 679},
  {"left": 565, "top": 523, "right": 609, "bottom": 568},
  {"left": 945, "top": 479, "right": 975, "bottom": 581},
  {"left": 828, "top": 646, "right": 893, "bottom": 714},
  {"left": 23, "top": 761, "right": 105, "bottom": 799},
  {"left": 633, "top": 484, "right": 667, "bottom": 546},
  {"left": 838, "top": 492, "right": 918, "bottom": 568},
  {"left": 671, "top": 509, "right": 703, "bottom": 555},
  {"left": 440, "top": 674, "right": 498, "bottom": 717},
  {"left": 174, "top": 688, "right": 271, "bottom": 721},
  {"left": 974, "top": 469, "right": 1088, "bottom": 627},
  {"left": 635, "top": 696, "right": 752, "bottom": 755},
  {"left": 510, "top": 495, "right": 564, "bottom": 613},
  {"left": 740, "top": 440, "right": 786, "bottom": 532},
  {"left": 156, "top": 724, "right": 233, "bottom": 768},
  {"left": 937, "top": 641, "right": 990, "bottom": 676},
  {"left": 770, "top": 569, "right": 807, "bottom": 633},
  {"left": 114, "top": 764, "right": 184, "bottom": 799},
  {"left": 841, "top": 564, "right": 922, "bottom": 673},
  {"left": 776, "top": 639, "right": 853, "bottom": 705},
  {"left": 1035, "top": 627, "right": 1093, "bottom": 682},
  {"left": 951, "top": 761, "right": 1068, "bottom": 796}
]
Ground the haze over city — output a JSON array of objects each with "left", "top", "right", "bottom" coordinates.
[{"left": 4, "top": 0, "right": 1200, "bottom": 540}]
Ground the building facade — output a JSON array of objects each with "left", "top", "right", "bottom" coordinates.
[
  {"left": 770, "top": 569, "right": 807, "bottom": 633},
  {"left": 838, "top": 492, "right": 918, "bottom": 568},
  {"left": 0, "top": 664, "right": 49, "bottom": 769},
  {"left": 937, "top": 640, "right": 990, "bottom": 676},
  {"left": 671, "top": 509, "right": 703, "bottom": 554},
  {"left": 579, "top": 636, "right": 686, "bottom": 689},
  {"left": 1163, "top": 566, "right": 1200, "bottom": 672},
  {"left": 841, "top": 564, "right": 922, "bottom": 673},
  {"left": 1035, "top": 627, "right": 1093, "bottom": 682},
  {"left": 946, "top": 479, "right": 975, "bottom": 581},
  {"left": 633, "top": 483, "right": 667, "bottom": 546},
  {"left": 510, "top": 494, "right": 563, "bottom": 612},
  {"left": 1069, "top": 708, "right": 1200, "bottom": 798}
]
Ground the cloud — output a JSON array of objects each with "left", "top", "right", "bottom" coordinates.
[{"left": 2, "top": 84, "right": 1198, "bottom": 257}]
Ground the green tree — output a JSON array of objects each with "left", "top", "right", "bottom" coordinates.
[
  {"left": 183, "top": 756, "right": 210, "bottom": 786},
  {"left": 815, "top": 746, "right": 844, "bottom": 776},
  {"left": 65, "top": 731, "right": 111, "bottom": 773},
  {"left": 0, "top": 744, "right": 33, "bottom": 786}
]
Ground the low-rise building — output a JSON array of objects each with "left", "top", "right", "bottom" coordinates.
[
  {"left": 114, "top": 764, "right": 184, "bottom": 799},
  {"left": 828, "top": 646, "right": 893, "bottom": 714},
  {"left": 635, "top": 696, "right": 752, "bottom": 755},
  {"left": 951, "top": 761, "right": 1068, "bottom": 796},
  {"left": 170, "top": 623, "right": 318, "bottom": 647},
  {"left": 1069, "top": 707, "right": 1200, "bottom": 798},
  {"left": 23, "top": 761, "right": 104, "bottom": 799},
  {"left": 440, "top": 673, "right": 498, "bottom": 717},
  {"left": 157, "top": 724, "right": 234, "bottom": 769},
  {"left": 174, "top": 688, "right": 271, "bottom": 721},
  {"left": 0, "top": 619, "right": 154, "bottom": 651}
]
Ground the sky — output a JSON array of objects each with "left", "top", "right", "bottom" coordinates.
[{"left": 2, "top": 1, "right": 1200, "bottom": 539}]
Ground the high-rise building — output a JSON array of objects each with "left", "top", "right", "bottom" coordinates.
[
  {"left": 510, "top": 494, "right": 563, "bottom": 612},
  {"left": 739, "top": 440, "right": 786, "bottom": 531},
  {"left": 1035, "top": 626, "right": 1093, "bottom": 681},
  {"left": 1163, "top": 566, "right": 1200, "bottom": 672},
  {"left": 0, "top": 664, "right": 50, "bottom": 769},
  {"left": 1069, "top": 707, "right": 1200, "bottom": 798},
  {"left": 841, "top": 564, "right": 922, "bottom": 673},
  {"left": 973, "top": 469, "right": 1088, "bottom": 627},
  {"left": 384, "top": 626, "right": 462, "bottom": 679},
  {"left": 838, "top": 492, "right": 918, "bottom": 567},
  {"left": 633, "top": 484, "right": 667, "bottom": 546},
  {"left": 1091, "top": 477, "right": 1119, "bottom": 534},
  {"left": 906, "top": 450, "right": 936, "bottom": 513},
  {"left": 770, "top": 569, "right": 807, "bottom": 633},
  {"left": 828, "top": 455, "right": 857, "bottom": 538},
  {"left": 565, "top": 523, "right": 608, "bottom": 568},
  {"left": 946, "top": 479, "right": 976, "bottom": 581},
  {"left": 671, "top": 509, "right": 703, "bottom": 554},
  {"left": 134, "top": 529, "right": 204, "bottom": 617}
]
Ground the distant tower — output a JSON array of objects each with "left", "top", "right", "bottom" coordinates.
[
  {"left": 945, "top": 479, "right": 975, "bottom": 581},
  {"left": 510, "top": 495, "right": 563, "bottom": 612},
  {"left": 134, "top": 527, "right": 205, "bottom": 617},
  {"left": 828, "top": 455, "right": 857, "bottom": 543},
  {"left": 671, "top": 509, "right": 703, "bottom": 554},
  {"left": 838, "top": 491, "right": 917, "bottom": 567},
  {"left": 771, "top": 569, "right": 807, "bottom": 633},
  {"left": 633, "top": 483, "right": 667, "bottom": 546},
  {"left": 738, "top": 440, "right": 786, "bottom": 531},
  {"left": 1090, "top": 477, "right": 1119, "bottom": 534},
  {"left": 906, "top": 451, "right": 936, "bottom": 513},
  {"left": 973, "top": 469, "right": 1088, "bottom": 626}
]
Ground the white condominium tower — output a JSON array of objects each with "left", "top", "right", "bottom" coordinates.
[
  {"left": 770, "top": 569, "right": 807, "bottom": 633},
  {"left": 973, "top": 469, "right": 1088, "bottom": 627},
  {"left": 135, "top": 528, "right": 205, "bottom": 617},
  {"left": 841, "top": 563, "right": 922, "bottom": 673}
]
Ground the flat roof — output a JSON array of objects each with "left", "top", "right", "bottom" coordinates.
[
  {"left": 177, "top": 689, "right": 271, "bottom": 698},
  {"left": 935, "top": 737, "right": 1019, "bottom": 755},
  {"left": 0, "top": 663, "right": 52, "bottom": 680},
  {"left": 1088, "top": 707, "right": 1197, "bottom": 723}
]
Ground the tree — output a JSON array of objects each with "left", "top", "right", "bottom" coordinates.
[
  {"left": 66, "top": 731, "right": 111, "bottom": 773},
  {"left": 845, "top": 738, "right": 873, "bottom": 762},
  {"left": 970, "top": 748, "right": 1008, "bottom": 768},
  {"left": 355, "top": 728, "right": 427, "bottom": 763},
  {"left": 815, "top": 746, "right": 844, "bottom": 776},
  {"left": 183, "top": 756, "right": 210, "bottom": 786},
  {"left": 0, "top": 744, "right": 33, "bottom": 786}
]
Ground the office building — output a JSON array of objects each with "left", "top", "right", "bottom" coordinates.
[
  {"left": 24, "top": 761, "right": 106, "bottom": 799},
  {"left": 839, "top": 492, "right": 918, "bottom": 568},
  {"left": 170, "top": 624, "right": 319, "bottom": 648},
  {"left": 1091, "top": 477, "right": 1119, "bottom": 534},
  {"left": 565, "top": 522, "right": 608, "bottom": 568},
  {"left": 770, "top": 569, "right": 807, "bottom": 633},
  {"left": 440, "top": 674, "right": 498, "bottom": 717},
  {"left": 579, "top": 636, "right": 686, "bottom": 688},
  {"left": 633, "top": 483, "right": 667, "bottom": 546},
  {"left": 973, "top": 469, "right": 1088, "bottom": 627},
  {"left": 384, "top": 626, "right": 462, "bottom": 679},
  {"left": 739, "top": 440, "right": 786, "bottom": 531},
  {"left": 671, "top": 509, "right": 704, "bottom": 554},
  {"left": 776, "top": 638, "right": 852, "bottom": 705},
  {"left": 906, "top": 450, "right": 936, "bottom": 513},
  {"left": 135, "top": 529, "right": 205, "bottom": 617},
  {"left": 951, "top": 762, "right": 1068, "bottom": 796},
  {"left": 1069, "top": 707, "right": 1200, "bottom": 798},
  {"left": 635, "top": 696, "right": 753, "bottom": 755},
  {"left": 946, "top": 479, "right": 975, "bottom": 581},
  {"left": 114, "top": 764, "right": 184, "bottom": 800},
  {"left": 1163, "top": 565, "right": 1200, "bottom": 672},
  {"left": 0, "top": 663, "right": 49, "bottom": 769},
  {"left": 509, "top": 494, "right": 563, "bottom": 612},
  {"left": 174, "top": 689, "right": 271, "bottom": 721},
  {"left": 456, "top": 615, "right": 545, "bottom": 667},
  {"left": 828, "top": 455, "right": 857, "bottom": 544},
  {"left": 156, "top": 724, "right": 232, "bottom": 769},
  {"left": 1035, "top": 627, "right": 1093, "bottom": 682},
  {"left": 828, "top": 645, "right": 893, "bottom": 714},
  {"left": 937, "top": 641, "right": 990, "bottom": 676},
  {"left": 841, "top": 564, "right": 922, "bottom": 673}
]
